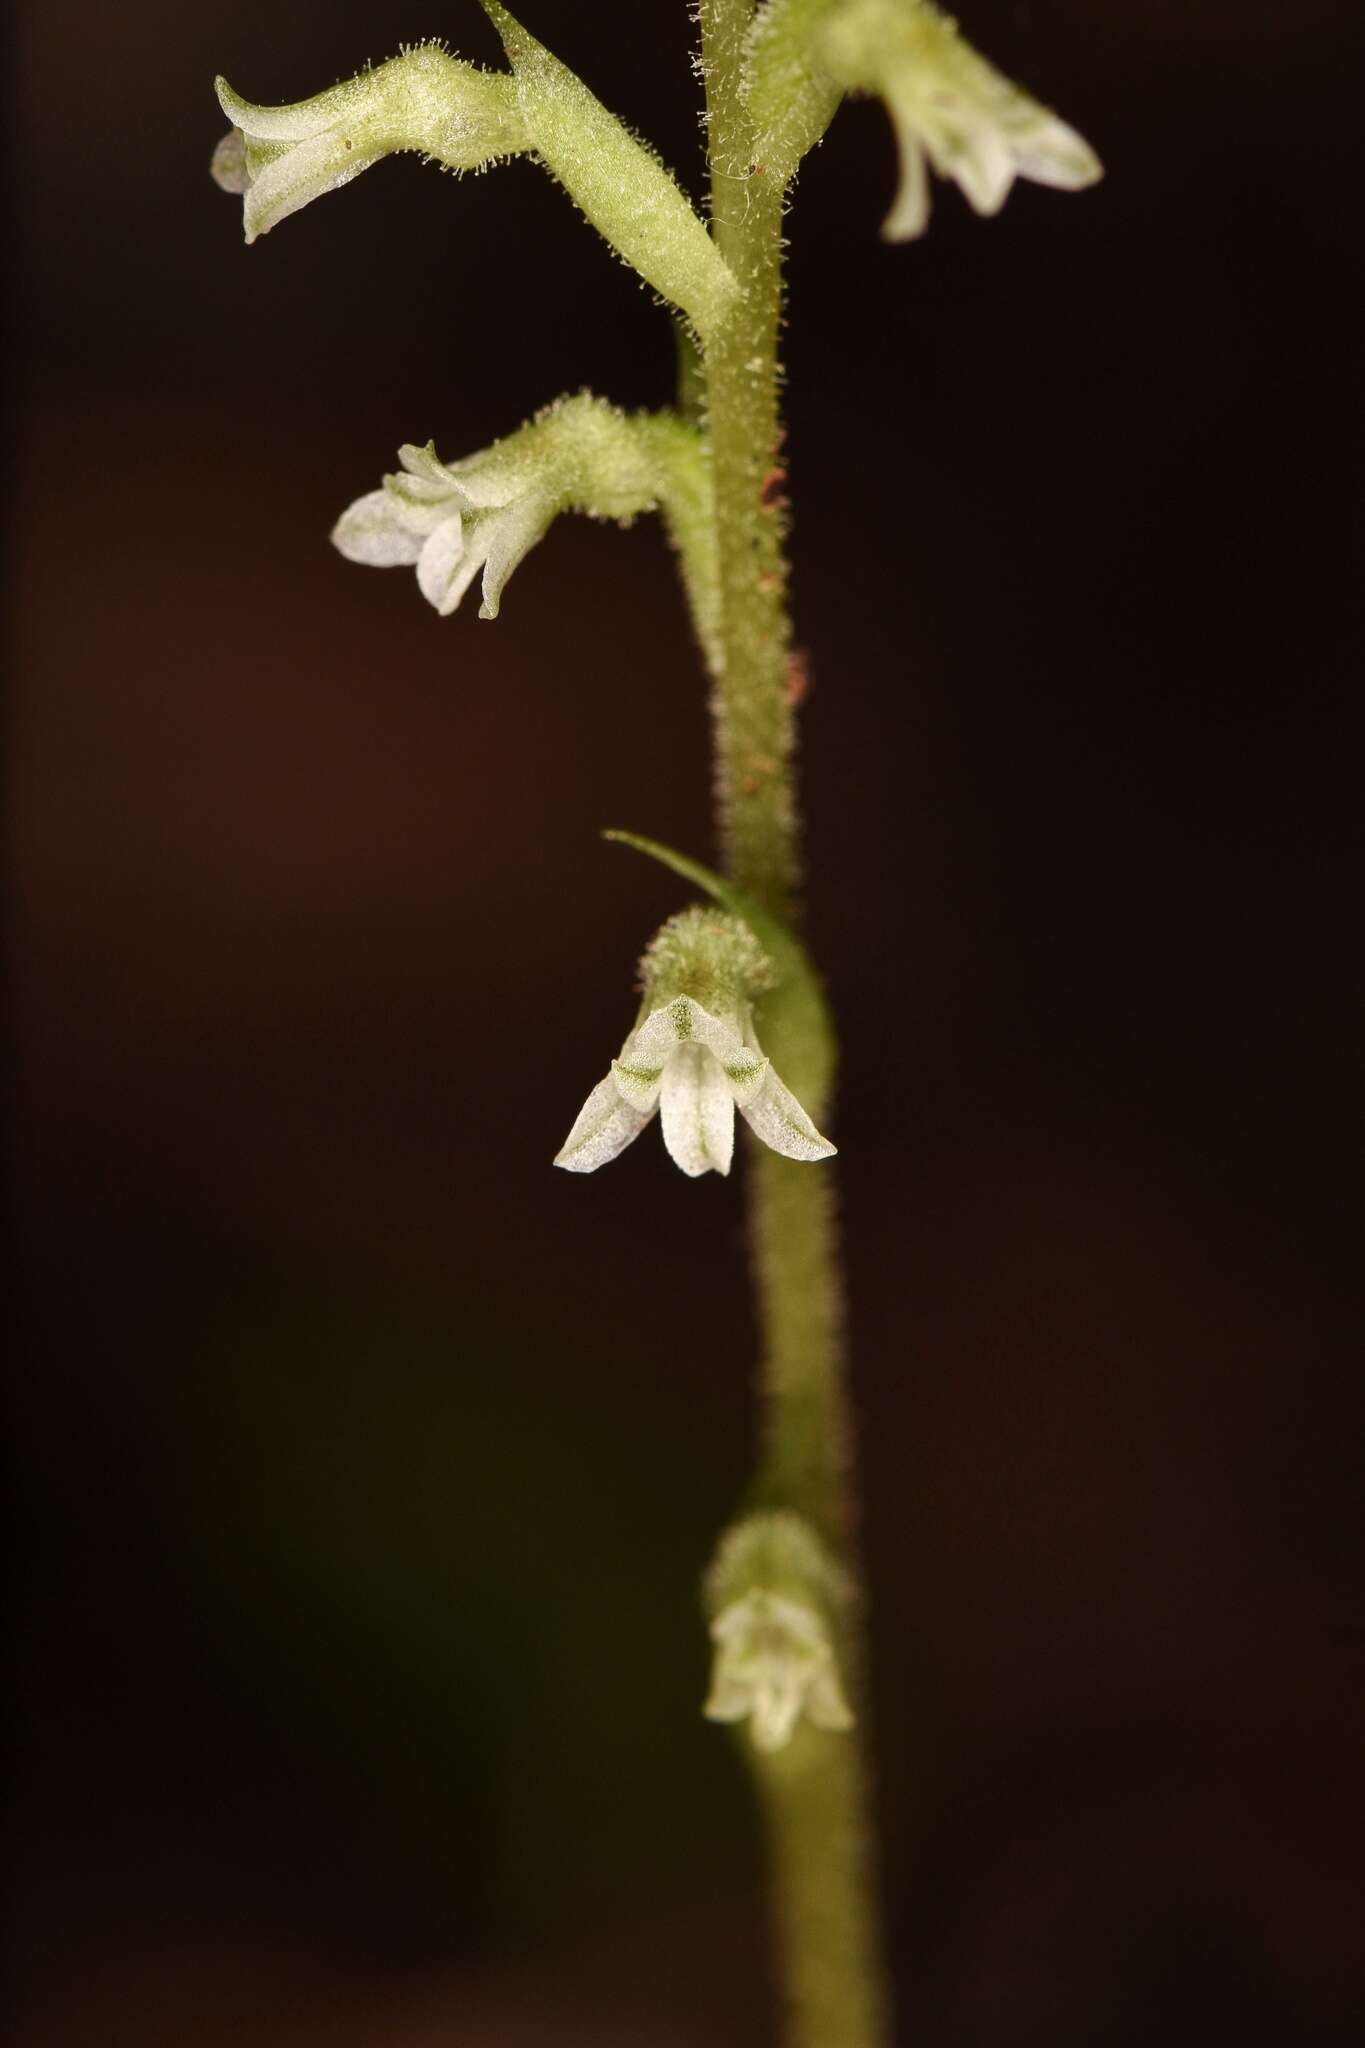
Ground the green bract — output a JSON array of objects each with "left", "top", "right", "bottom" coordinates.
[
  {"left": 479, "top": 3, "right": 739, "bottom": 339},
  {"left": 746, "top": 0, "right": 846, "bottom": 187}
]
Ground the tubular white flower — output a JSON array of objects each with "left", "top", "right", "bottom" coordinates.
[
  {"left": 825, "top": 0, "right": 1100, "bottom": 237},
  {"left": 332, "top": 395, "right": 707, "bottom": 622},
  {"left": 702, "top": 1511, "right": 855, "bottom": 1752},
  {"left": 756, "top": 0, "right": 1101, "bottom": 239},
  {"left": 211, "top": 46, "right": 529, "bottom": 243},
  {"left": 555, "top": 910, "right": 835, "bottom": 1179},
  {"left": 705, "top": 1590, "right": 855, "bottom": 1751}
]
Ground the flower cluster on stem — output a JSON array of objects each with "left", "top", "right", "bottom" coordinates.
[{"left": 208, "top": 8, "right": 1102, "bottom": 2046}]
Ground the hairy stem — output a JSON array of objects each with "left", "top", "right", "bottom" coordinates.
[
  {"left": 697, "top": 0, "right": 795, "bottom": 925},
  {"left": 696, "top": 5, "right": 891, "bottom": 2045}
]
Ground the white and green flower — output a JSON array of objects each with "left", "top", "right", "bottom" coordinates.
[
  {"left": 703, "top": 1510, "right": 855, "bottom": 1751},
  {"left": 331, "top": 440, "right": 554, "bottom": 621},
  {"left": 750, "top": 0, "right": 1101, "bottom": 237},
  {"left": 555, "top": 992, "right": 835, "bottom": 1178},
  {"left": 556, "top": 908, "right": 835, "bottom": 1178},
  {"left": 705, "top": 1588, "right": 855, "bottom": 1751},
  {"left": 211, "top": 46, "right": 527, "bottom": 243},
  {"left": 816, "top": 0, "right": 1101, "bottom": 238},
  {"left": 332, "top": 395, "right": 704, "bottom": 622}
]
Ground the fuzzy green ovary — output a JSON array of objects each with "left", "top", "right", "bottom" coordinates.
[{"left": 640, "top": 909, "right": 776, "bottom": 1017}]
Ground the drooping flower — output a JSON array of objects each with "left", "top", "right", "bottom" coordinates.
[
  {"left": 703, "top": 1511, "right": 855, "bottom": 1752},
  {"left": 810, "top": 0, "right": 1101, "bottom": 239},
  {"left": 705, "top": 1589, "right": 855, "bottom": 1751},
  {"left": 556, "top": 993, "right": 835, "bottom": 1177},
  {"left": 332, "top": 395, "right": 700, "bottom": 622},
  {"left": 555, "top": 909, "right": 835, "bottom": 1178},
  {"left": 211, "top": 46, "right": 528, "bottom": 242}
]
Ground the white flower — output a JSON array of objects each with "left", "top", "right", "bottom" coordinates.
[
  {"left": 703, "top": 1511, "right": 855, "bottom": 1751},
  {"left": 332, "top": 440, "right": 554, "bottom": 621},
  {"left": 705, "top": 1589, "right": 855, "bottom": 1752},
  {"left": 555, "top": 993, "right": 835, "bottom": 1178},
  {"left": 814, "top": 0, "right": 1101, "bottom": 240},
  {"left": 211, "top": 48, "right": 527, "bottom": 243},
  {"left": 332, "top": 396, "right": 686, "bottom": 621}
]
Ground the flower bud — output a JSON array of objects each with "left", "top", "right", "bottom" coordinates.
[{"left": 212, "top": 44, "right": 528, "bottom": 242}]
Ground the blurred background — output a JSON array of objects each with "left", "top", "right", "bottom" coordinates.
[{"left": 10, "top": 1, "right": 1364, "bottom": 2041}]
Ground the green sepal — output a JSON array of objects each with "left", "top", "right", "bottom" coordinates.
[
  {"left": 745, "top": 0, "right": 845, "bottom": 188},
  {"left": 480, "top": 3, "right": 739, "bottom": 340}
]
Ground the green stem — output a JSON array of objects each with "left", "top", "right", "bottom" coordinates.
[
  {"left": 697, "top": 0, "right": 795, "bottom": 926},
  {"left": 695, "top": 6, "right": 891, "bottom": 2045}
]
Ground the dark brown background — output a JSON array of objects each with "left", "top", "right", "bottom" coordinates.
[{"left": 11, "top": 2, "right": 1364, "bottom": 2042}]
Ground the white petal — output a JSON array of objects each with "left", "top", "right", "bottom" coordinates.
[
  {"left": 380, "top": 473, "right": 463, "bottom": 538},
  {"left": 477, "top": 498, "right": 556, "bottom": 620},
  {"left": 722, "top": 1050, "right": 769, "bottom": 1108},
  {"left": 397, "top": 441, "right": 459, "bottom": 487},
  {"left": 554, "top": 1074, "right": 652, "bottom": 1173},
  {"left": 379, "top": 474, "right": 457, "bottom": 533},
  {"left": 215, "top": 75, "right": 345, "bottom": 143},
  {"left": 659, "top": 1044, "right": 734, "bottom": 1178},
  {"left": 445, "top": 547, "right": 489, "bottom": 615},
  {"left": 447, "top": 442, "right": 553, "bottom": 511},
  {"left": 738, "top": 1069, "right": 836, "bottom": 1164},
  {"left": 750, "top": 1678, "right": 805, "bottom": 1753},
  {"left": 682, "top": 1001, "right": 749, "bottom": 1062},
  {"left": 610, "top": 1058, "right": 663, "bottom": 1114},
  {"left": 806, "top": 1666, "right": 856, "bottom": 1733},
  {"left": 416, "top": 514, "right": 472, "bottom": 615},
  {"left": 702, "top": 1670, "right": 752, "bottom": 1724},
  {"left": 331, "top": 489, "right": 424, "bottom": 567},
  {"left": 629, "top": 1002, "right": 687, "bottom": 1066},
  {"left": 1010, "top": 111, "right": 1102, "bottom": 191},
  {"left": 881, "top": 113, "right": 930, "bottom": 241},
  {"left": 210, "top": 129, "right": 249, "bottom": 196},
  {"left": 699, "top": 1056, "right": 737, "bottom": 1175},
  {"left": 923, "top": 112, "right": 1016, "bottom": 217},
  {"left": 239, "top": 130, "right": 379, "bottom": 242},
  {"left": 386, "top": 472, "right": 461, "bottom": 511},
  {"left": 631, "top": 997, "right": 746, "bottom": 1068}
]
